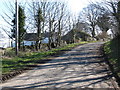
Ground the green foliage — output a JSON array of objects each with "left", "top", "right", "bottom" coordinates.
[
  {"left": 104, "top": 42, "right": 111, "bottom": 54},
  {"left": 11, "top": 5, "right": 26, "bottom": 48},
  {"left": 3, "top": 48, "right": 16, "bottom": 57},
  {"left": 104, "top": 35, "right": 120, "bottom": 76},
  {"left": 62, "top": 29, "right": 91, "bottom": 44},
  {"left": 36, "top": 8, "right": 44, "bottom": 23},
  {"left": 18, "top": 6, "right": 26, "bottom": 40},
  {"left": 35, "top": 7, "right": 44, "bottom": 29}
]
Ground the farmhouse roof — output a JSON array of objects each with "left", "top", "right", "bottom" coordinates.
[
  {"left": 24, "top": 32, "right": 58, "bottom": 41},
  {"left": 24, "top": 33, "right": 39, "bottom": 41}
]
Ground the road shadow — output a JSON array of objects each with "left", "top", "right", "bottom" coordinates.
[
  {"left": 2, "top": 42, "right": 114, "bottom": 89},
  {"left": 2, "top": 74, "right": 112, "bottom": 89}
]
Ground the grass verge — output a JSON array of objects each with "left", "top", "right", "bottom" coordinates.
[
  {"left": 2, "top": 41, "right": 88, "bottom": 75},
  {"left": 104, "top": 36, "right": 120, "bottom": 85}
]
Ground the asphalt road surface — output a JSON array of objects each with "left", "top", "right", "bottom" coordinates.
[{"left": 1, "top": 42, "right": 119, "bottom": 89}]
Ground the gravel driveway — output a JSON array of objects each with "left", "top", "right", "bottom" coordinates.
[{"left": 1, "top": 42, "right": 119, "bottom": 89}]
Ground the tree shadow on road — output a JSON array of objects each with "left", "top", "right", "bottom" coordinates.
[
  {"left": 7, "top": 74, "right": 112, "bottom": 89},
  {"left": 2, "top": 43, "right": 114, "bottom": 89}
]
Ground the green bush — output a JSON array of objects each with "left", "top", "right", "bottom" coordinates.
[{"left": 104, "top": 35, "right": 120, "bottom": 77}]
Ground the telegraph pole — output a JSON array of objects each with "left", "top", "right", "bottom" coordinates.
[{"left": 15, "top": 0, "right": 19, "bottom": 55}]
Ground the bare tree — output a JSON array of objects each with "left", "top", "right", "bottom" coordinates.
[
  {"left": 79, "top": 4, "right": 102, "bottom": 38},
  {"left": 103, "top": 0, "right": 120, "bottom": 36},
  {"left": 27, "top": 1, "right": 72, "bottom": 49},
  {"left": 27, "top": 1, "right": 50, "bottom": 50},
  {"left": 0, "top": 1, "right": 15, "bottom": 40},
  {"left": 43, "top": 1, "right": 69, "bottom": 49},
  {"left": 34, "top": 2, "right": 44, "bottom": 50},
  {"left": 97, "top": 12, "right": 110, "bottom": 31},
  {"left": 1, "top": 1, "right": 28, "bottom": 53},
  {"left": 56, "top": 3, "right": 67, "bottom": 46}
]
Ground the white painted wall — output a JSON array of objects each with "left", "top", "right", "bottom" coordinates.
[
  {"left": 0, "top": 37, "right": 50, "bottom": 48},
  {"left": 41, "top": 37, "right": 49, "bottom": 44}
]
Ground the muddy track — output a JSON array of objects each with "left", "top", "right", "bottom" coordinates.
[{"left": 1, "top": 42, "right": 119, "bottom": 89}]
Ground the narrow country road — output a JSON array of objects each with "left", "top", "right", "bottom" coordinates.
[{"left": 1, "top": 42, "right": 119, "bottom": 89}]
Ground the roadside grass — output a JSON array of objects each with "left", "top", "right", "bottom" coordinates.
[
  {"left": 104, "top": 36, "right": 120, "bottom": 78},
  {"left": 2, "top": 41, "right": 88, "bottom": 75}
]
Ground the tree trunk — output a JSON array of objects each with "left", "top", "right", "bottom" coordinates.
[
  {"left": 73, "top": 33, "right": 76, "bottom": 43},
  {"left": 35, "top": 41, "right": 39, "bottom": 51},
  {"left": 91, "top": 26, "right": 95, "bottom": 38},
  {"left": 36, "top": 21, "right": 42, "bottom": 51},
  {"left": 22, "top": 41, "right": 25, "bottom": 51},
  {"left": 18, "top": 36, "right": 21, "bottom": 50},
  {"left": 48, "top": 20, "right": 52, "bottom": 50},
  {"left": 58, "top": 20, "right": 61, "bottom": 46}
]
